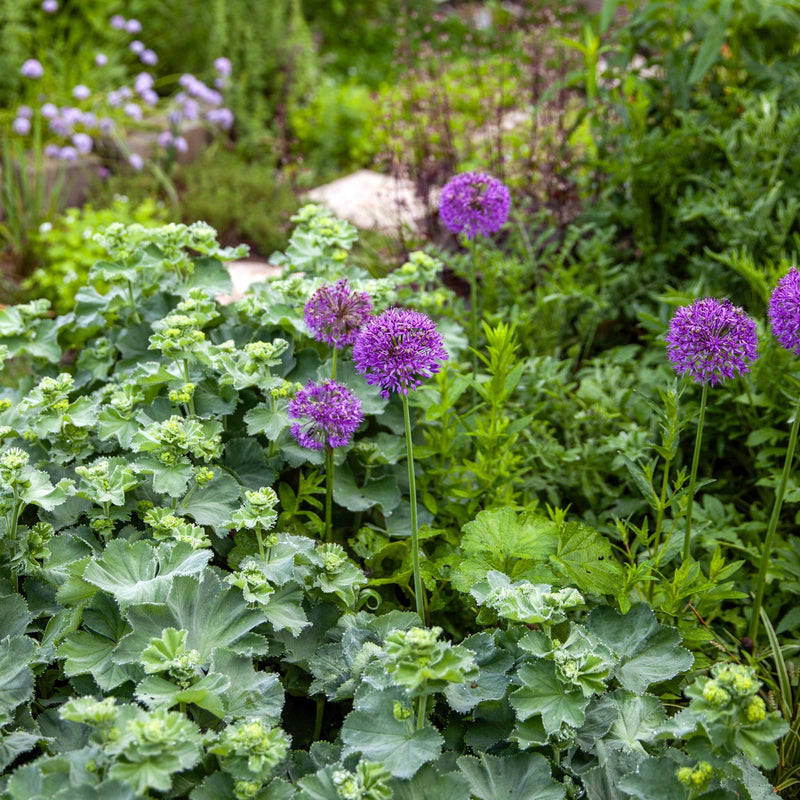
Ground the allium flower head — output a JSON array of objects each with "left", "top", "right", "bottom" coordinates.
[
  {"left": 21, "top": 59, "right": 44, "bottom": 79},
  {"left": 665, "top": 298, "right": 758, "bottom": 386},
  {"left": 439, "top": 171, "right": 511, "bottom": 240},
  {"left": 12, "top": 117, "right": 31, "bottom": 136},
  {"left": 72, "top": 85, "right": 90, "bottom": 100},
  {"left": 304, "top": 279, "right": 372, "bottom": 349},
  {"left": 288, "top": 379, "right": 363, "bottom": 450},
  {"left": 769, "top": 268, "right": 800, "bottom": 356},
  {"left": 352, "top": 308, "right": 448, "bottom": 399}
]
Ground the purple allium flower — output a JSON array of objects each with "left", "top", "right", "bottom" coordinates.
[
  {"left": 288, "top": 379, "right": 363, "bottom": 450},
  {"left": 44, "top": 144, "right": 60, "bottom": 158},
  {"left": 107, "top": 90, "right": 123, "bottom": 107},
  {"left": 41, "top": 102, "right": 58, "bottom": 118},
  {"left": 769, "top": 268, "right": 800, "bottom": 356},
  {"left": 207, "top": 107, "right": 234, "bottom": 130},
  {"left": 304, "top": 279, "right": 373, "bottom": 349},
  {"left": 353, "top": 307, "right": 448, "bottom": 399},
  {"left": 665, "top": 298, "right": 759, "bottom": 386},
  {"left": 17, "top": 105, "right": 32, "bottom": 119},
  {"left": 214, "top": 56, "right": 232, "bottom": 76},
  {"left": 71, "top": 133, "right": 93, "bottom": 154},
  {"left": 140, "top": 89, "right": 159, "bottom": 107},
  {"left": 128, "top": 153, "right": 144, "bottom": 170},
  {"left": 181, "top": 98, "right": 199, "bottom": 121},
  {"left": 72, "top": 85, "right": 91, "bottom": 100},
  {"left": 129, "top": 40, "right": 145, "bottom": 55},
  {"left": 179, "top": 74, "right": 195, "bottom": 88},
  {"left": 173, "top": 135, "right": 188, "bottom": 154},
  {"left": 59, "top": 145, "right": 78, "bottom": 162},
  {"left": 125, "top": 18, "right": 142, "bottom": 33},
  {"left": 134, "top": 72, "right": 153, "bottom": 93},
  {"left": 12, "top": 117, "right": 31, "bottom": 136},
  {"left": 119, "top": 86, "right": 133, "bottom": 100},
  {"left": 140, "top": 49, "right": 158, "bottom": 66},
  {"left": 81, "top": 111, "right": 98, "bottom": 129},
  {"left": 98, "top": 166, "right": 109, "bottom": 179},
  {"left": 124, "top": 103, "right": 142, "bottom": 120},
  {"left": 21, "top": 59, "right": 44, "bottom": 79},
  {"left": 49, "top": 117, "right": 70, "bottom": 136},
  {"left": 95, "top": 53, "right": 108, "bottom": 66},
  {"left": 110, "top": 14, "right": 126, "bottom": 29},
  {"left": 61, "top": 106, "right": 82, "bottom": 125},
  {"left": 439, "top": 170, "right": 511, "bottom": 240},
  {"left": 42, "top": 0, "right": 58, "bottom": 12}
]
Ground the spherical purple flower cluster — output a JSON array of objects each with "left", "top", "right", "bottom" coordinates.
[
  {"left": 439, "top": 171, "right": 511, "bottom": 240},
  {"left": 20, "top": 59, "right": 44, "bottom": 79},
  {"left": 304, "top": 279, "right": 373, "bottom": 349},
  {"left": 769, "top": 269, "right": 800, "bottom": 356},
  {"left": 665, "top": 297, "right": 759, "bottom": 386},
  {"left": 352, "top": 308, "right": 448, "bottom": 399},
  {"left": 288, "top": 380, "right": 363, "bottom": 450}
]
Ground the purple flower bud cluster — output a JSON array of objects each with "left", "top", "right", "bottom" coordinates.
[
  {"left": 304, "top": 279, "right": 373, "bottom": 350},
  {"left": 288, "top": 380, "right": 364, "bottom": 450},
  {"left": 21, "top": 59, "right": 44, "bottom": 79},
  {"left": 769, "top": 268, "right": 800, "bottom": 356},
  {"left": 665, "top": 298, "right": 759, "bottom": 386},
  {"left": 439, "top": 171, "right": 511, "bottom": 240},
  {"left": 353, "top": 308, "right": 448, "bottom": 399}
]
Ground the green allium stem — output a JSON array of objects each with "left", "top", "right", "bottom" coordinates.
[
  {"left": 331, "top": 348, "right": 338, "bottom": 381},
  {"left": 683, "top": 383, "right": 708, "bottom": 562},
  {"left": 469, "top": 237, "right": 479, "bottom": 377},
  {"left": 748, "top": 393, "right": 800, "bottom": 643},
  {"left": 648, "top": 453, "right": 673, "bottom": 604},
  {"left": 325, "top": 446, "right": 334, "bottom": 543},
  {"left": 402, "top": 395, "right": 427, "bottom": 625}
]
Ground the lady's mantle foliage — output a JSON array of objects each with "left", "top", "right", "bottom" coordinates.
[
  {"left": 288, "top": 379, "right": 363, "bottom": 450},
  {"left": 665, "top": 297, "right": 759, "bottom": 385},
  {"left": 352, "top": 307, "right": 449, "bottom": 399},
  {"left": 439, "top": 171, "right": 511, "bottom": 240}
]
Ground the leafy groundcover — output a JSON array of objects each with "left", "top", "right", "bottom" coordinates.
[{"left": 0, "top": 208, "right": 787, "bottom": 799}]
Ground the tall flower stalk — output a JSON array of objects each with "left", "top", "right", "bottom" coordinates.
[
  {"left": 439, "top": 171, "right": 510, "bottom": 373},
  {"left": 353, "top": 308, "right": 448, "bottom": 624},
  {"left": 665, "top": 298, "right": 758, "bottom": 561},
  {"left": 288, "top": 379, "right": 363, "bottom": 542},
  {"left": 749, "top": 269, "right": 800, "bottom": 642}
]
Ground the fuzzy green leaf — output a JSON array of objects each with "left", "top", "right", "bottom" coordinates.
[
  {"left": 341, "top": 687, "right": 444, "bottom": 778},
  {"left": 392, "top": 764, "right": 471, "bottom": 800},
  {"left": 0, "top": 636, "right": 35, "bottom": 726},
  {"left": 210, "top": 648, "right": 284, "bottom": 724},
  {"left": 457, "top": 752, "right": 565, "bottom": 800},
  {"left": 178, "top": 472, "right": 240, "bottom": 527},
  {"left": 549, "top": 519, "right": 624, "bottom": 596},
  {"left": 511, "top": 660, "right": 589, "bottom": 733},
  {"left": 617, "top": 754, "right": 688, "bottom": 800},
  {"left": 135, "top": 671, "right": 230, "bottom": 716},
  {"left": 334, "top": 465, "right": 401, "bottom": 515}
]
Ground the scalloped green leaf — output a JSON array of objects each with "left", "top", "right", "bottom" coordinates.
[
  {"left": 457, "top": 752, "right": 565, "bottom": 800},
  {"left": 0, "top": 636, "right": 35, "bottom": 726}
]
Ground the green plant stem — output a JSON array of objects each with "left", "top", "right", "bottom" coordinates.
[
  {"left": 683, "top": 383, "right": 708, "bottom": 562},
  {"left": 402, "top": 396, "right": 427, "bottom": 624},
  {"left": 748, "top": 394, "right": 800, "bottom": 643},
  {"left": 415, "top": 695, "right": 428, "bottom": 730},
  {"left": 648, "top": 455, "right": 673, "bottom": 604},
  {"left": 256, "top": 528, "right": 265, "bottom": 561},
  {"left": 313, "top": 696, "right": 325, "bottom": 741},
  {"left": 331, "top": 348, "right": 338, "bottom": 381},
  {"left": 469, "top": 237, "right": 479, "bottom": 377},
  {"left": 325, "top": 446, "right": 333, "bottom": 543},
  {"left": 182, "top": 359, "right": 196, "bottom": 416}
]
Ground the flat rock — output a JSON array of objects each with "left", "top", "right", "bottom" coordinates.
[
  {"left": 306, "top": 169, "right": 428, "bottom": 234},
  {"left": 219, "top": 259, "right": 282, "bottom": 304}
]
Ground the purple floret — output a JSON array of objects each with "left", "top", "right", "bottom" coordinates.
[
  {"left": 769, "top": 268, "right": 800, "bottom": 356},
  {"left": 439, "top": 171, "right": 511, "bottom": 240},
  {"left": 304, "top": 278, "right": 372, "bottom": 349},
  {"left": 665, "top": 298, "right": 759, "bottom": 386},
  {"left": 288, "top": 380, "right": 363, "bottom": 450},
  {"left": 352, "top": 307, "right": 448, "bottom": 399}
]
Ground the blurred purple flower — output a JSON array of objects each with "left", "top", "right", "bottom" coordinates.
[
  {"left": 59, "top": 146, "right": 78, "bottom": 162},
  {"left": 769, "top": 269, "right": 800, "bottom": 356},
  {"left": 439, "top": 171, "right": 511, "bottom": 240},
  {"left": 119, "top": 87, "right": 133, "bottom": 99},
  {"left": 125, "top": 18, "right": 142, "bottom": 33},
  {"left": 181, "top": 98, "right": 199, "bottom": 121},
  {"left": 110, "top": 14, "right": 126, "bottom": 29},
  {"left": 72, "top": 85, "right": 91, "bottom": 101},
  {"left": 288, "top": 379, "right": 363, "bottom": 450},
  {"left": 173, "top": 135, "right": 188, "bottom": 153},
  {"left": 61, "top": 107, "right": 82, "bottom": 125},
  {"left": 140, "top": 49, "right": 158, "bottom": 66},
  {"left": 17, "top": 106, "right": 32, "bottom": 119},
  {"left": 157, "top": 130, "right": 173, "bottom": 148},
  {"left": 99, "top": 117, "right": 115, "bottom": 134},
  {"left": 124, "top": 103, "right": 142, "bottom": 120},
  {"left": 21, "top": 59, "right": 44, "bottom": 79},
  {"left": 95, "top": 53, "right": 108, "bottom": 66},
  {"left": 178, "top": 74, "right": 195, "bottom": 88},
  {"left": 665, "top": 298, "right": 758, "bottom": 386},
  {"left": 214, "top": 57, "right": 232, "bottom": 76},
  {"left": 49, "top": 117, "right": 69, "bottom": 135},
  {"left": 304, "top": 279, "right": 373, "bottom": 349},
  {"left": 214, "top": 77, "right": 227, "bottom": 89},
  {"left": 44, "top": 144, "right": 60, "bottom": 157},
  {"left": 71, "top": 133, "right": 93, "bottom": 154},
  {"left": 81, "top": 111, "right": 98, "bottom": 129},
  {"left": 134, "top": 72, "right": 153, "bottom": 93},
  {"left": 207, "top": 107, "right": 234, "bottom": 130},
  {"left": 12, "top": 118, "right": 31, "bottom": 135},
  {"left": 353, "top": 307, "right": 448, "bottom": 398},
  {"left": 107, "top": 90, "right": 123, "bottom": 107},
  {"left": 128, "top": 153, "right": 144, "bottom": 170},
  {"left": 140, "top": 89, "right": 159, "bottom": 107},
  {"left": 41, "top": 102, "right": 58, "bottom": 118},
  {"left": 98, "top": 166, "right": 110, "bottom": 179},
  {"left": 42, "top": 0, "right": 58, "bottom": 12},
  {"left": 129, "top": 40, "right": 145, "bottom": 55},
  {"left": 168, "top": 109, "right": 183, "bottom": 127}
]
